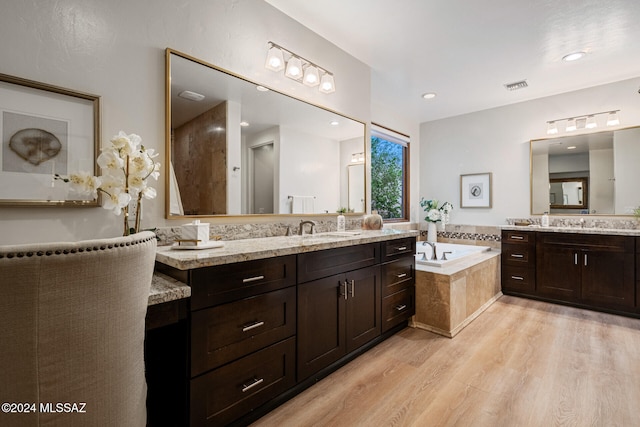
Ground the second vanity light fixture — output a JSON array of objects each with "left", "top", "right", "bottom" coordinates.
[
  {"left": 265, "top": 41, "right": 336, "bottom": 94},
  {"left": 546, "top": 110, "right": 620, "bottom": 135}
]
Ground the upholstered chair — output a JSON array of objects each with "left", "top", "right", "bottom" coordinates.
[{"left": 0, "top": 231, "right": 157, "bottom": 427}]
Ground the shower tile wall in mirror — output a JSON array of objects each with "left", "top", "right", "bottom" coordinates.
[
  {"left": 166, "top": 48, "right": 366, "bottom": 218},
  {"left": 530, "top": 126, "right": 640, "bottom": 215}
]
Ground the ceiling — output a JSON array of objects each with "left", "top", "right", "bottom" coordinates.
[{"left": 265, "top": 0, "right": 640, "bottom": 124}]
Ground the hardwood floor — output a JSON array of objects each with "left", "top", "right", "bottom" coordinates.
[{"left": 251, "top": 296, "right": 640, "bottom": 427}]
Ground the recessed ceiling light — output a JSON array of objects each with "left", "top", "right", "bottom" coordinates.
[
  {"left": 421, "top": 92, "right": 437, "bottom": 99},
  {"left": 330, "top": 120, "right": 339, "bottom": 126},
  {"left": 562, "top": 51, "right": 586, "bottom": 62},
  {"left": 567, "top": 146, "right": 577, "bottom": 150},
  {"left": 256, "top": 85, "right": 269, "bottom": 92},
  {"left": 240, "top": 121, "right": 249, "bottom": 127}
]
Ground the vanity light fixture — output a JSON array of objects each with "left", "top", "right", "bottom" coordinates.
[
  {"left": 351, "top": 152, "right": 365, "bottom": 163},
  {"left": 546, "top": 110, "right": 621, "bottom": 135},
  {"left": 265, "top": 42, "right": 336, "bottom": 94}
]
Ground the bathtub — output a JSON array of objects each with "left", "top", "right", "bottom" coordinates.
[{"left": 415, "top": 242, "right": 491, "bottom": 267}]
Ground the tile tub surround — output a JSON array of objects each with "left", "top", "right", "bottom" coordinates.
[
  {"left": 420, "top": 224, "right": 502, "bottom": 250},
  {"left": 155, "top": 229, "right": 419, "bottom": 270},
  {"left": 411, "top": 250, "right": 501, "bottom": 338}
]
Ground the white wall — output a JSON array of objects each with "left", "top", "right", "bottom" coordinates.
[
  {"left": 0, "top": 0, "right": 371, "bottom": 244},
  {"left": 420, "top": 77, "right": 640, "bottom": 226},
  {"left": 278, "top": 128, "right": 340, "bottom": 214},
  {"left": 614, "top": 127, "right": 640, "bottom": 214}
]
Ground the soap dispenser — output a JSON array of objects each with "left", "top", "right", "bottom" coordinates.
[
  {"left": 337, "top": 213, "right": 346, "bottom": 232},
  {"left": 541, "top": 212, "right": 549, "bottom": 227}
]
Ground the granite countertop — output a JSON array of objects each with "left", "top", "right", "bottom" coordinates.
[
  {"left": 149, "top": 271, "right": 191, "bottom": 306},
  {"left": 156, "top": 229, "right": 419, "bottom": 270},
  {"left": 501, "top": 225, "right": 640, "bottom": 236}
]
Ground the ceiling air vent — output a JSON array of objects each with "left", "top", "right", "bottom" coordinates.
[{"left": 504, "top": 80, "right": 528, "bottom": 91}]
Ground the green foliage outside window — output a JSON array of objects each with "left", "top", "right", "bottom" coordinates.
[{"left": 371, "top": 136, "right": 404, "bottom": 219}]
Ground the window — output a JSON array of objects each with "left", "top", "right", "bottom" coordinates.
[{"left": 370, "top": 124, "right": 409, "bottom": 221}]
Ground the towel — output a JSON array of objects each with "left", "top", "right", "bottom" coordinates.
[{"left": 291, "top": 196, "right": 315, "bottom": 214}]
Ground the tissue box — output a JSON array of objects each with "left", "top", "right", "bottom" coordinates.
[{"left": 180, "top": 220, "right": 210, "bottom": 246}]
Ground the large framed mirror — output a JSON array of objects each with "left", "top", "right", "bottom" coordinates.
[
  {"left": 530, "top": 126, "right": 640, "bottom": 215},
  {"left": 165, "top": 48, "right": 366, "bottom": 218}
]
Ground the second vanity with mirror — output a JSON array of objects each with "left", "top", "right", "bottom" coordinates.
[{"left": 154, "top": 230, "right": 417, "bottom": 426}]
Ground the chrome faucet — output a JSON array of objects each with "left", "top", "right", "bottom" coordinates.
[
  {"left": 298, "top": 220, "right": 317, "bottom": 235},
  {"left": 421, "top": 241, "right": 438, "bottom": 260}
]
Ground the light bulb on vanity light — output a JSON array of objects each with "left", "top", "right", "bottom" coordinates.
[
  {"left": 319, "top": 73, "right": 335, "bottom": 94},
  {"left": 546, "top": 121, "right": 558, "bottom": 135},
  {"left": 607, "top": 111, "right": 620, "bottom": 126},
  {"left": 303, "top": 65, "right": 320, "bottom": 87},
  {"left": 565, "top": 118, "right": 577, "bottom": 132},
  {"left": 265, "top": 45, "right": 285, "bottom": 72},
  {"left": 585, "top": 115, "right": 597, "bottom": 129},
  {"left": 285, "top": 56, "right": 303, "bottom": 80}
]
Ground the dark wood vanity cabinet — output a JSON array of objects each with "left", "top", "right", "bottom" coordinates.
[
  {"left": 380, "top": 237, "right": 416, "bottom": 332},
  {"left": 297, "top": 244, "right": 381, "bottom": 381},
  {"left": 189, "top": 255, "right": 297, "bottom": 426},
  {"left": 536, "top": 232, "right": 635, "bottom": 310},
  {"left": 501, "top": 230, "right": 536, "bottom": 294},
  {"left": 502, "top": 229, "right": 638, "bottom": 316},
  {"left": 166, "top": 237, "right": 416, "bottom": 426}
]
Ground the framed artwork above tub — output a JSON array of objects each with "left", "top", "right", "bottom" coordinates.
[{"left": 460, "top": 172, "right": 492, "bottom": 208}]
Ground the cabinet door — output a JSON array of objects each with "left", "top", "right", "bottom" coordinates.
[
  {"left": 536, "top": 243, "right": 581, "bottom": 300},
  {"left": 581, "top": 247, "right": 635, "bottom": 309},
  {"left": 297, "top": 274, "right": 346, "bottom": 381},
  {"left": 345, "top": 265, "right": 381, "bottom": 353}
]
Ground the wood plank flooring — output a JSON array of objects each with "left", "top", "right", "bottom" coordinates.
[{"left": 251, "top": 296, "right": 640, "bottom": 427}]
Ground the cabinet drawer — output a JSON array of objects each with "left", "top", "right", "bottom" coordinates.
[
  {"left": 190, "top": 337, "right": 296, "bottom": 427},
  {"left": 297, "top": 243, "right": 379, "bottom": 283},
  {"left": 501, "top": 265, "right": 536, "bottom": 294},
  {"left": 381, "top": 255, "right": 415, "bottom": 296},
  {"left": 381, "top": 237, "right": 416, "bottom": 260},
  {"left": 190, "top": 255, "right": 296, "bottom": 309},
  {"left": 191, "top": 286, "right": 296, "bottom": 376},
  {"left": 501, "top": 245, "right": 534, "bottom": 266},
  {"left": 503, "top": 230, "right": 535, "bottom": 245},
  {"left": 382, "top": 287, "right": 415, "bottom": 333}
]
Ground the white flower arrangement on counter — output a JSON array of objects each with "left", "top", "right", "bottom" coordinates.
[
  {"left": 420, "top": 198, "right": 454, "bottom": 223},
  {"left": 55, "top": 131, "right": 160, "bottom": 236}
]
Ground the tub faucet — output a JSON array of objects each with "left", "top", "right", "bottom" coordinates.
[
  {"left": 422, "top": 241, "right": 438, "bottom": 260},
  {"left": 298, "top": 220, "right": 317, "bottom": 235}
]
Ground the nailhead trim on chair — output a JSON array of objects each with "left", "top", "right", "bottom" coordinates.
[{"left": 0, "top": 234, "right": 156, "bottom": 259}]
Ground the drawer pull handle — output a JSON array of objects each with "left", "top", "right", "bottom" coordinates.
[
  {"left": 510, "top": 254, "right": 524, "bottom": 259},
  {"left": 350, "top": 279, "right": 355, "bottom": 298},
  {"left": 395, "top": 304, "right": 407, "bottom": 312},
  {"left": 511, "top": 276, "right": 524, "bottom": 281},
  {"left": 241, "top": 377, "right": 264, "bottom": 393},
  {"left": 511, "top": 235, "right": 524, "bottom": 240},
  {"left": 242, "top": 321, "right": 265, "bottom": 332},
  {"left": 396, "top": 273, "right": 407, "bottom": 279},
  {"left": 242, "top": 275, "right": 265, "bottom": 283},
  {"left": 397, "top": 246, "right": 407, "bottom": 251}
]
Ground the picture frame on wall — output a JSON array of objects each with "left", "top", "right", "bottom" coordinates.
[
  {"left": 0, "top": 73, "right": 100, "bottom": 207},
  {"left": 460, "top": 172, "right": 492, "bottom": 208}
]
